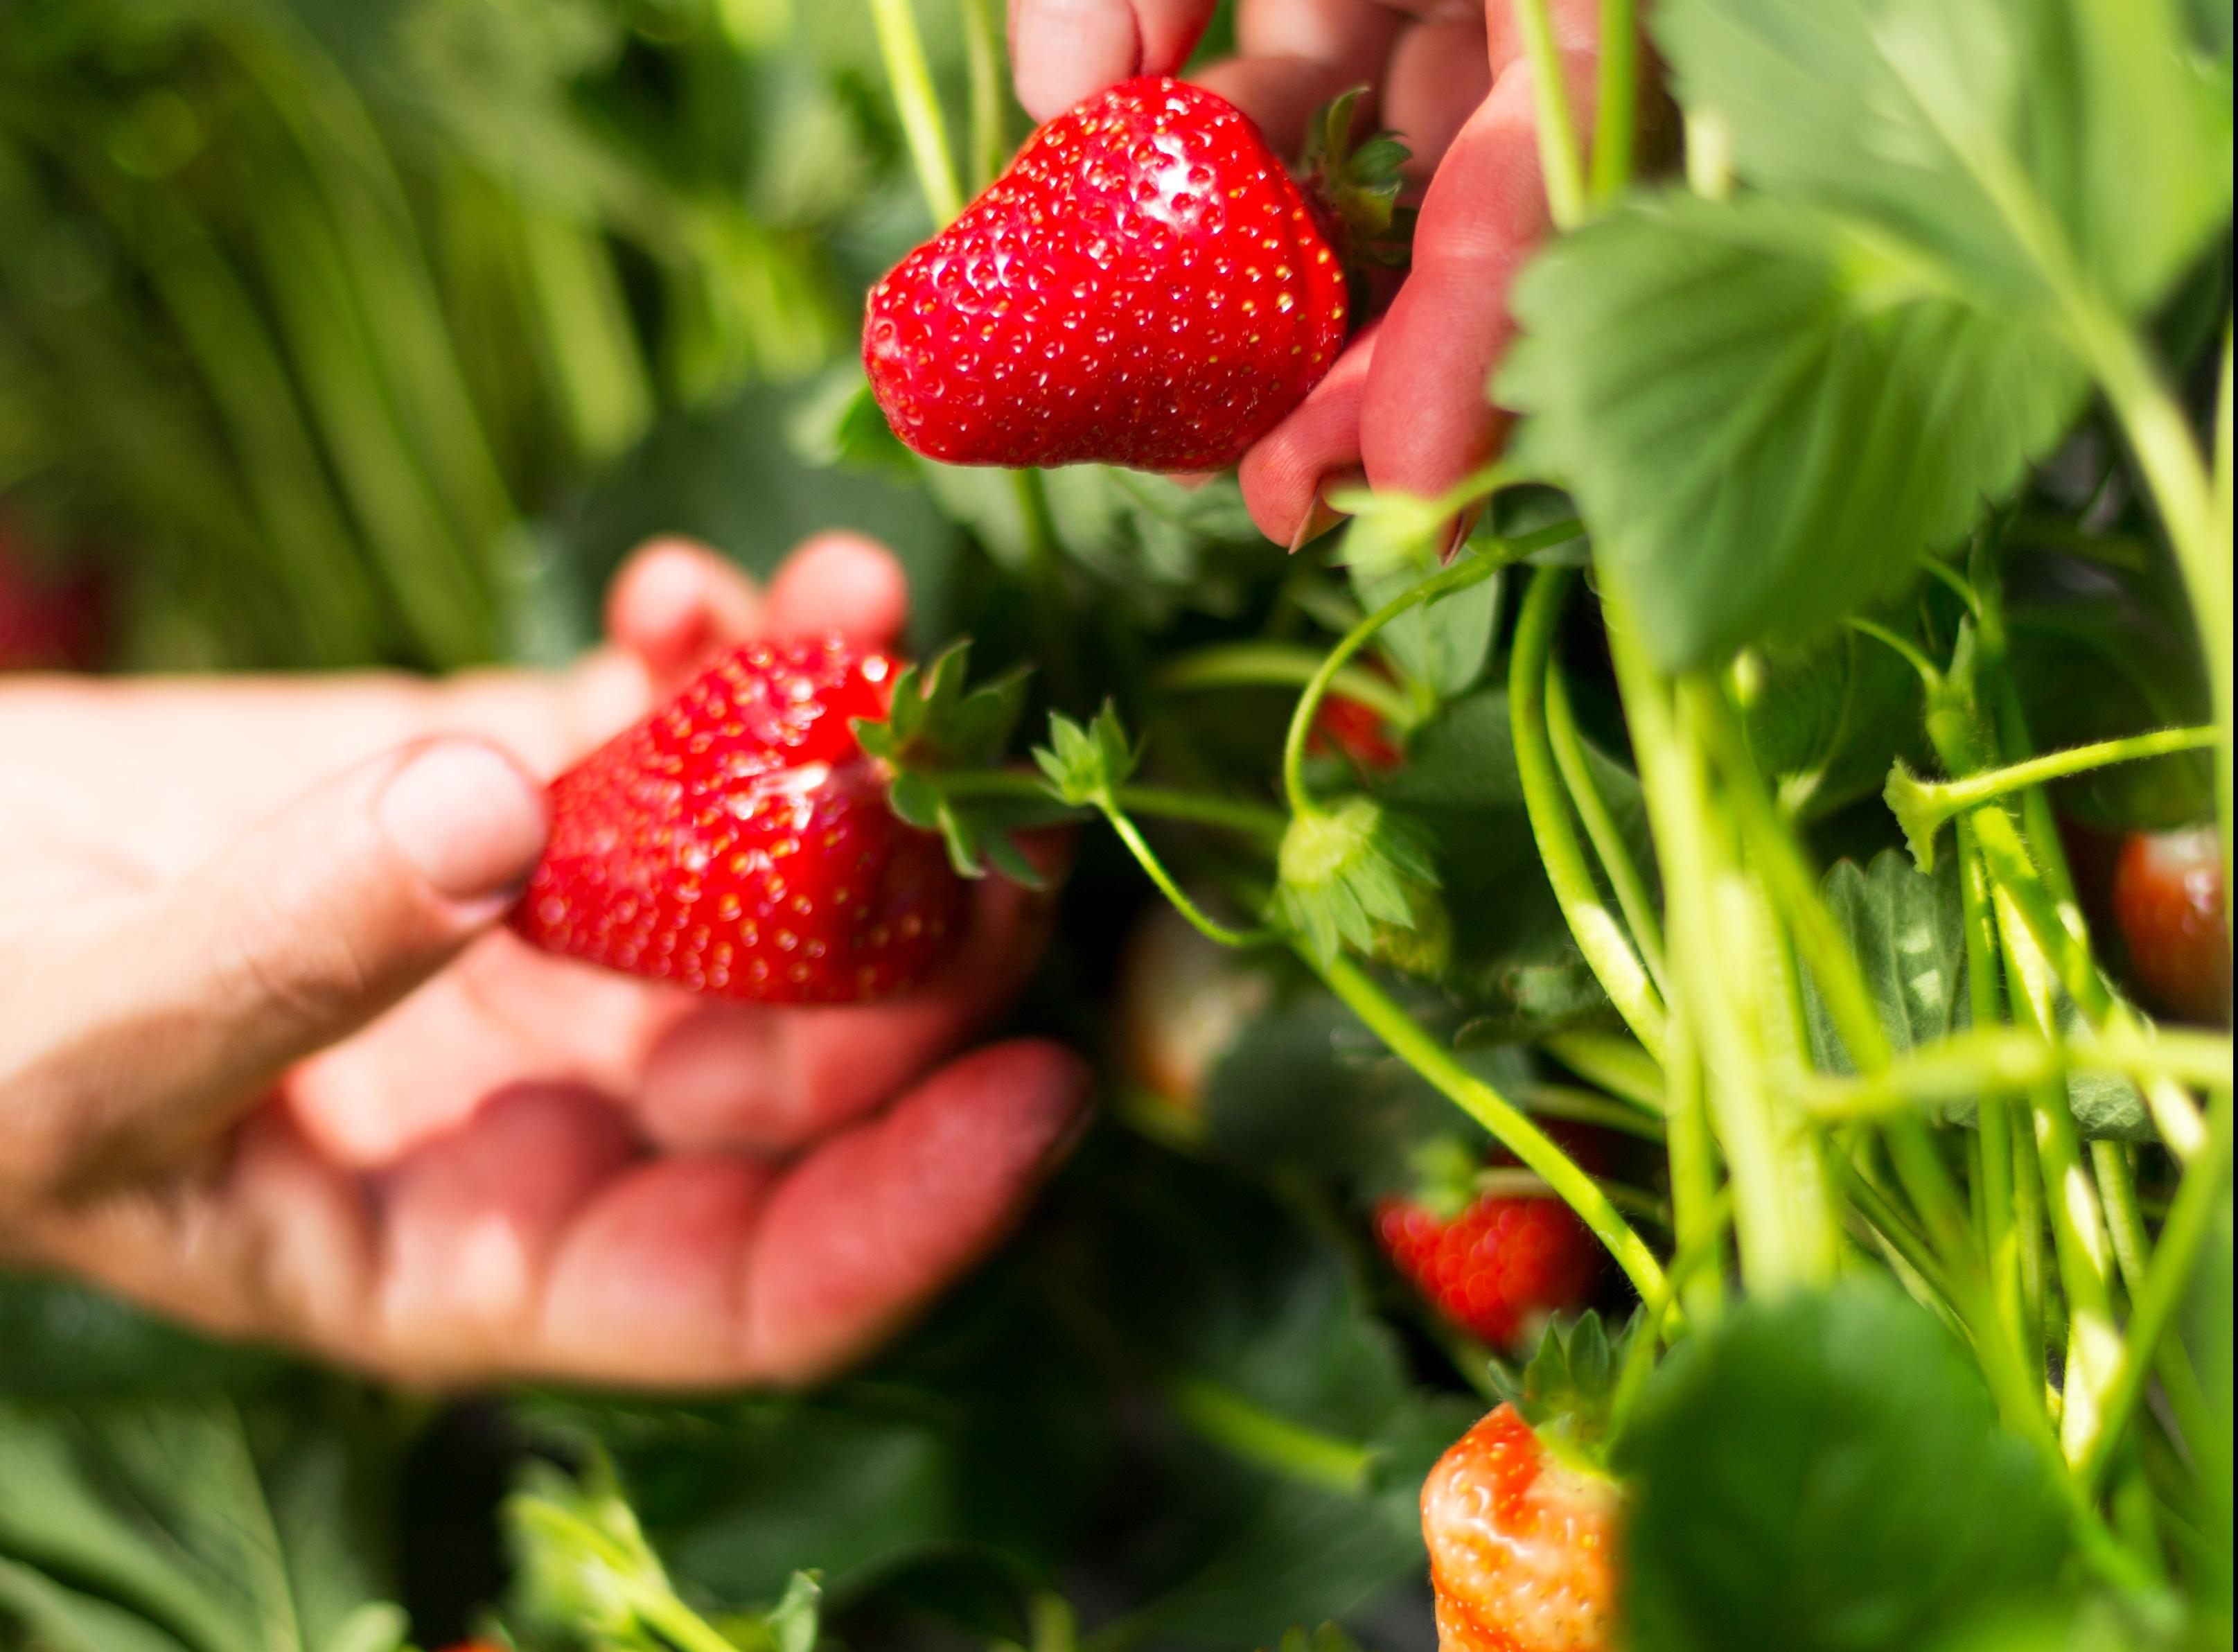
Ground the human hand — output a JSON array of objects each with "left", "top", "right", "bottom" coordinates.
[
  {"left": 1008, "top": 0, "right": 1605, "bottom": 543},
  {"left": 0, "top": 534, "right": 1086, "bottom": 1388}
]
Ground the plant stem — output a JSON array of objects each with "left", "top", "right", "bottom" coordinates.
[
  {"left": 1794, "top": 1026, "right": 2237, "bottom": 1120},
  {"left": 937, "top": 768, "right": 1289, "bottom": 841},
  {"left": 1311, "top": 949, "right": 1672, "bottom": 1309},
  {"left": 2068, "top": 296, "right": 2233, "bottom": 899},
  {"left": 1280, "top": 524, "right": 1577, "bottom": 814},
  {"left": 1513, "top": 0, "right": 1587, "bottom": 231},
  {"left": 1966, "top": 824, "right": 2029, "bottom": 1382},
  {"left": 867, "top": 0, "right": 962, "bottom": 223},
  {"left": 1100, "top": 802, "right": 1273, "bottom": 949},
  {"left": 1163, "top": 1371, "right": 1374, "bottom": 1493},
  {"left": 1156, "top": 642, "right": 1418, "bottom": 728},
  {"left": 1660, "top": 990, "right": 1727, "bottom": 1324},
  {"left": 1888, "top": 726, "right": 2217, "bottom": 867},
  {"left": 2080, "top": 1083, "right": 2235, "bottom": 1495},
  {"left": 1589, "top": 0, "right": 1637, "bottom": 204},
  {"left": 1512, "top": 568, "right": 1668, "bottom": 1060},
  {"left": 1547, "top": 656, "right": 1668, "bottom": 990},
  {"left": 1542, "top": 1031, "right": 1665, "bottom": 1112},
  {"left": 955, "top": 0, "right": 1007, "bottom": 188}
]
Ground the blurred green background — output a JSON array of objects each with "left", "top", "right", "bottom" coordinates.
[{"left": 0, "top": 0, "right": 982, "bottom": 674}]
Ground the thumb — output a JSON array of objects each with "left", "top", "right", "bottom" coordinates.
[{"left": 7, "top": 739, "right": 547, "bottom": 1200}]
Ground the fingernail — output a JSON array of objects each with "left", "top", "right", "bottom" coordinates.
[
  {"left": 1287, "top": 493, "right": 1346, "bottom": 554},
  {"left": 378, "top": 741, "right": 549, "bottom": 905}
]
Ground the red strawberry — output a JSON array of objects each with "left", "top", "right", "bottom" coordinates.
[
  {"left": 1422, "top": 1403, "right": 1621, "bottom": 1652},
  {"left": 2113, "top": 825, "right": 2230, "bottom": 1025},
  {"left": 511, "top": 636, "right": 966, "bottom": 1004},
  {"left": 0, "top": 516, "right": 102, "bottom": 669},
  {"left": 1310, "top": 689, "right": 1404, "bottom": 772},
  {"left": 1377, "top": 1188, "right": 1602, "bottom": 1350},
  {"left": 863, "top": 77, "right": 1350, "bottom": 473}
]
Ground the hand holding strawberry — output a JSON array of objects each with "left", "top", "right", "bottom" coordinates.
[{"left": 0, "top": 534, "right": 1086, "bottom": 1388}]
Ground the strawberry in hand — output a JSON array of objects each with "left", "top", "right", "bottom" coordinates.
[
  {"left": 863, "top": 78, "right": 1402, "bottom": 473},
  {"left": 511, "top": 638, "right": 967, "bottom": 1004}
]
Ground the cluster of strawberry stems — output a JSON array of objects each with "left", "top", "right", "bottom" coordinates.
[{"left": 865, "top": 0, "right": 2235, "bottom": 1606}]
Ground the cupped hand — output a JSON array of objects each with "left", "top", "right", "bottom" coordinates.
[
  {"left": 1009, "top": 0, "right": 1605, "bottom": 542},
  {"left": 0, "top": 534, "right": 1087, "bottom": 1388}
]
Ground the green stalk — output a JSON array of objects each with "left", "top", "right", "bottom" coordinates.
[
  {"left": 1547, "top": 654, "right": 1668, "bottom": 987},
  {"left": 1512, "top": 0, "right": 1588, "bottom": 231},
  {"left": 2010, "top": 1102, "right": 2051, "bottom": 1397},
  {"left": 1164, "top": 1371, "right": 1374, "bottom": 1493},
  {"left": 1997, "top": 886, "right": 2124, "bottom": 1466},
  {"left": 1099, "top": 802, "right": 1272, "bottom": 949},
  {"left": 1887, "top": 725, "right": 2217, "bottom": 870},
  {"left": 1542, "top": 1031, "right": 1666, "bottom": 1113},
  {"left": 2065, "top": 295, "right": 2232, "bottom": 900},
  {"left": 1512, "top": 568, "right": 1668, "bottom": 1059},
  {"left": 1589, "top": 0, "right": 1638, "bottom": 204},
  {"left": 937, "top": 768, "right": 1288, "bottom": 841},
  {"left": 1794, "top": 1026, "right": 2237, "bottom": 1118},
  {"left": 2080, "top": 1084, "right": 2235, "bottom": 1495},
  {"left": 1959, "top": 824, "right": 2023, "bottom": 1362},
  {"left": 1280, "top": 522, "right": 1578, "bottom": 813},
  {"left": 955, "top": 0, "right": 1007, "bottom": 189},
  {"left": 2092, "top": 1139, "right": 2223, "bottom": 1475},
  {"left": 1311, "top": 950, "right": 1671, "bottom": 1310},
  {"left": 1660, "top": 989, "right": 1727, "bottom": 1324},
  {"left": 867, "top": 0, "right": 963, "bottom": 223},
  {"left": 1157, "top": 642, "right": 1418, "bottom": 729}
]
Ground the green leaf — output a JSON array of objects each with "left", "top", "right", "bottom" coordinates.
[
  {"left": 1504, "top": 193, "right": 2086, "bottom": 667},
  {"left": 1802, "top": 851, "right": 2149, "bottom": 1137},
  {"left": 1350, "top": 552, "right": 1501, "bottom": 701},
  {"left": 1033, "top": 705, "right": 1140, "bottom": 807},
  {"left": 1375, "top": 687, "right": 1651, "bottom": 1041},
  {"left": 0, "top": 1386, "right": 404, "bottom": 1652},
  {"left": 2003, "top": 552, "right": 2217, "bottom": 830},
  {"left": 1738, "top": 619, "right": 1932, "bottom": 819},
  {"left": 1617, "top": 1279, "right": 2071, "bottom": 1652},
  {"left": 1653, "top": 0, "right": 2232, "bottom": 317}
]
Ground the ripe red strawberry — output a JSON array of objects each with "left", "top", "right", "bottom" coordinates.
[
  {"left": 863, "top": 77, "right": 1350, "bottom": 473},
  {"left": 2113, "top": 825, "right": 2229, "bottom": 1025},
  {"left": 1310, "top": 689, "right": 1404, "bottom": 772},
  {"left": 1422, "top": 1403, "right": 1621, "bottom": 1652},
  {"left": 511, "top": 636, "right": 966, "bottom": 1004},
  {"left": 1377, "top": 1187, "right": 1603, "bottom": 1350}
]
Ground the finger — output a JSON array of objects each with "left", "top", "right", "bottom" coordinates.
[
  {"left": 1237, "top": 320, "right": 1382, "bottom": 543},
  {"left": 604, "top": 537, "right": 766, "bottom": 687},
  {"left": 538, "top": 1155, "right": 781, "bottom": 1383},
  {"left": 636, "top": 865, "right": 1058, "bottom": 1152},
  {"left": 1194, "top": 0, "right": 1402, "bottom": 154},
  {"left": 1010, "top": 0, "right": 1221, "bottom": 122},
  {"left": 762, "top": 532, "right": 910, "bottom": 649},
  {"left": 0, "top": 739, "right": 547, "bottom": 1206},
  {"left": 1382, "top": 13, "right": 1492, "bottom": 182},
  {"left": 740, "top": 1041, "right": 1091, "bottom": 1384},
  {"left": 1357, "top": 43, "right": 1596, "bottom": 500},
  {"left": 373, "top": 1082, "right": 637, "bottom": 1376}
]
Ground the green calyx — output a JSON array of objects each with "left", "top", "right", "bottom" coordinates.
[
  {"left": 1489, "top": 1310, "right": 1636, "bottom": 1475},
  {"left": 1271, "top": 795, "right": 1448, "bottom": 975},
  {"left": 1300, "top": 87, "right": 1413, "bottom": 272}
]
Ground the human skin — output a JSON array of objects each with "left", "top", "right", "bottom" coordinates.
[
  {"left": 0, "top": 533, "right": 1088, "bottom": 1388},
  {"left": 1007, "top": 0, "right": 1606, "bottom": 544}
]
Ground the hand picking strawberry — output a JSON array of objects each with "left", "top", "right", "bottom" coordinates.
[{"left": 864, "top": 78, "right": 1399, "bottom": 473}]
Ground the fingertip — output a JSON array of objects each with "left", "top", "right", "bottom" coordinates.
[
  {"left": 766, "top": 532, "right": 910, "bottom": 647},
  {"left": 606, "top": 538, "right": 764, "bottom": 676},
  {"left": 1013, "top": 0, "right": 1141, "bottom": 121},
  {"left": 1237, "top": 325, "right": 1379, "bottom": 543}
]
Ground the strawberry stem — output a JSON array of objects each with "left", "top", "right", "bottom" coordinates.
[
  {"left": 868, "top": 0, "right": 962, "bottom": 223},
  {"left": 1589, "top": 0, "right": 1638, "bottom": 205},
  {"left": 1307, "top": 947, "right": 1674, "bottom": 1313},
  {"left": 1157, "top": 642, "right": 1418, "bottom": 730},
  {"left": 1513, "top": 0, "right": 1588, "bottom": 232},
  {"left": 1162, "top": 1371, "right": 1375, "bottom": 1493},
  {"left": 1513, "top": 567, "right": 1668, "bottom": 1062}
]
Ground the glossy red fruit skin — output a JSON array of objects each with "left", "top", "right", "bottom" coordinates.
[
  {"left": 1423, "top": 1403, "right": 1619, "bottom": 1652},
  {"left": 2113, "top": 826, "right": 2230, "bottom": 1025},
  {"left": 863, "top": 77, "right": 1348, "bottom": 473},
  {"left": 511, "top": 638, "right": 967, "bottom": 1005},
  {"left": 1377, "top": 1190, "right": 1601, "bottom": 1349}
]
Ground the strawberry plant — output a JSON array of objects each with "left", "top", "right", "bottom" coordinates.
[{"left": 0, "top": 0, "right": 2232, "bottom": 1648}]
